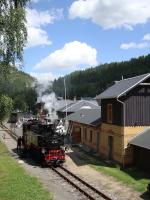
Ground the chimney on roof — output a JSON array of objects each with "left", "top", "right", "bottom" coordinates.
[{"left": 114, "top": 75, "right": 124, "bottom": 84}]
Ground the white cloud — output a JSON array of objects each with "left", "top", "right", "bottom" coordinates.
[
  {"left": 143, "top": 33, "right": 150, "bottom": 41},
  {"left": 26, "top": 8, "right": 63, "bottom": 48},
  {"left": 120, "top": 42, "right": 149, "bottom": 49},
  {"left": 26, "top": 8, "right": 62, "bottom": 28},
  {"left": 34, "top": 41, "right": 98, "bottom": 70},
  {"left": 30, "top": 72, "right": 55, "bottom": 83},
  {"left": 69, "top": 0, "right": 150, "bottom": 29},
  {"left": 27, "top": 27, "right": 52, "bottom": 48},
  {"left": 121, "top": 32, "right": 150, "bottom": 49}
]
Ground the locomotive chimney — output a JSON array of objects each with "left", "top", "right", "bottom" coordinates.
[{"left": 36, "top": 102, "right": 45, "bottom": 120}]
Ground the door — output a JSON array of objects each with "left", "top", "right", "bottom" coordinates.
[{"left": 72, "top": 126, "right": 81, "bottom": 143}]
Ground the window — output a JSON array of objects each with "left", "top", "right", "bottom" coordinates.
[
  {"left": 89, "top": 130, "right": 93, "bottom": 143},
  {"left": 107, "top": 104, "right": 113, "bottom": 123},
  {"left": 75, "top": 126, "right": 80, "bottom": 132}
]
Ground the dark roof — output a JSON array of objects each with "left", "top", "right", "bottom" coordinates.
[
  {"left": 129, "top": 128, "right": 150, "bottom": 150},
  {"left": 96, "top": 73, "right": 150, "bottom": 99},
  {"left": 61, "top": 100, "right": 100, "bottom": 113},
  {"left": 66, "top": 108, "right": 101, "bottom": 126}
]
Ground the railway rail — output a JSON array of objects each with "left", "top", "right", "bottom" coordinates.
[
  {"left": 1, "top": 124, "right": 114, "bottom": 200},
  {"left": 0, "top": 124, "right": 18, "bottom": 141},
  {"left": 51, "top": 166, "right": 113, "bottom": 200}
]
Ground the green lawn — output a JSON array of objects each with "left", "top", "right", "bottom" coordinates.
[
  {"left": 76, "top": 148, "right": 150, "bottom": 193},
  {"left": 0, "top": 142, "right": 53, "bottom": 200},
  {"left": 90, "top": 163, "right": 149, "bottom": 193}
]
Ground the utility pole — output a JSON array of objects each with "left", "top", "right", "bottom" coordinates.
[{"left": 64, "top": 78, "right": 67, "bottom": 119}]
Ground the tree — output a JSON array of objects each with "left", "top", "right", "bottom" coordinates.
[
  {"left": 0, "top": 0, "right": 29, "bottom": 74},
  {"left": 24, "top": 88, "right": 37, "bottom": 113},
  {"left": 0, "top": 94, "right": 13, "bottom": 122},
  {"left": 13, "top": 95, "right": 28, "bottom": 112}
]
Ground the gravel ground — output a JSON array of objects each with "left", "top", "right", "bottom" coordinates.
[{"left": 0, "top": 124, "right": 149, "bottom": 200}]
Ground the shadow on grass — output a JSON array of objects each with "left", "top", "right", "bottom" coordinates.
[
  {"left": 70, "top": 146, "right": 150, "bottom": 178},
  {"left": 11, "top": 148, "right": 41, "bottom": 168},
  {"left": 66, "top": 146, "right": 117, "bottom": 168},
  {"left": 66, "top": 146, "right": 150, "bottom": 198},
  {"left": 140, "top": 192, "right": 150, "bottom": 200}
]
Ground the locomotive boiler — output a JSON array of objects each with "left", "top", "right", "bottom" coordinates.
[{"left": 22, "top": 119, "right": 66, "bottom": 167}]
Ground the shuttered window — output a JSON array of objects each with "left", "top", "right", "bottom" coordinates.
[{"left": 107, "top": 104, "right": 113, "bottom": 123}]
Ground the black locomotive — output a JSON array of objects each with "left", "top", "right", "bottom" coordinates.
[{"left": 22, "top": 119, "right": 66, "bottom": 167}]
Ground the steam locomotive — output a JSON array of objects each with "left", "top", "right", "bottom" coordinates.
[{"left": 22, "top": 119, "right": 66, "bottom": 167}]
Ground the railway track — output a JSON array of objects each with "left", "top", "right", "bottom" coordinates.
[
  {"left": 0, "top": 124, "right": 18, "bottom": 141},
  {"left": 1, "top": 124, "right": 114, "bottom": 200},
  {"left": 51, "top": 166, "right": 113, "bottom": 200}
]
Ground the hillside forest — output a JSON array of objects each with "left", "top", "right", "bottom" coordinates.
[
  {"left": 0, "top": 65, "right": 37, "bottom": 121},
  {"left": 52, "top": 54, "right": 150, "bottom": 99}
]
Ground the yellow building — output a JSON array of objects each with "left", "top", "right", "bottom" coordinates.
[
  {"left": 67, "top": 74, "right": 150, "bottom": 170},
  {"left": 67, "top": 108, "right": 101, "bottom": 153},
  {"left": 96, "top": 73, "right": 150, "bottom": 168}
]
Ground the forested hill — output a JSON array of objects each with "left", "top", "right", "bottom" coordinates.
[
  {"left": 0, "top": 66, "right": 35, "bottom": 97},
  {"left": 0, "top": 65, "right": 37, "bottom": 113},
  {"left": 52, "top": 54, "right": 150, "bottom": 99}
]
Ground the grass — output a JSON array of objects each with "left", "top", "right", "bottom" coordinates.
[
  {"left": 76, "top": 148, "right": 150, "bottom": 193},
  {"left": 90, "top": 163, "right": 149, "bottom": 193},
  {"left": 0, "top": 141, "right": 53, "bottom": 200}
]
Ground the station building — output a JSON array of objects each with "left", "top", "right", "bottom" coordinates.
[{"left": 68, "top": 73, "right": 150, "bottom": 170}]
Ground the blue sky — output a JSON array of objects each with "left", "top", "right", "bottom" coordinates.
[{"left": 24, "top": 0, "right": 150, "bottom": 83}]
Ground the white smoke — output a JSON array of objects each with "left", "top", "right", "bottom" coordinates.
[
  {"left": 35, "top": 81, "right": 52, "bottom": 101},
  {"left": 41, "top": 92, "right": 58, "bottom": 121},
  {"left": 33, "top": 77, "right": 59, "bottom": 121}
]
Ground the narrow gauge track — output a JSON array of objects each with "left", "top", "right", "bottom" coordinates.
[
  {"left": 51, "top": 166, "right": 113, "bottom": 200},
  {"left": 0, "top": 124, "right": 18, "bottom": 141},
  {"left": 1, "top": 124, "right": 113, "bottom": 200}
]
